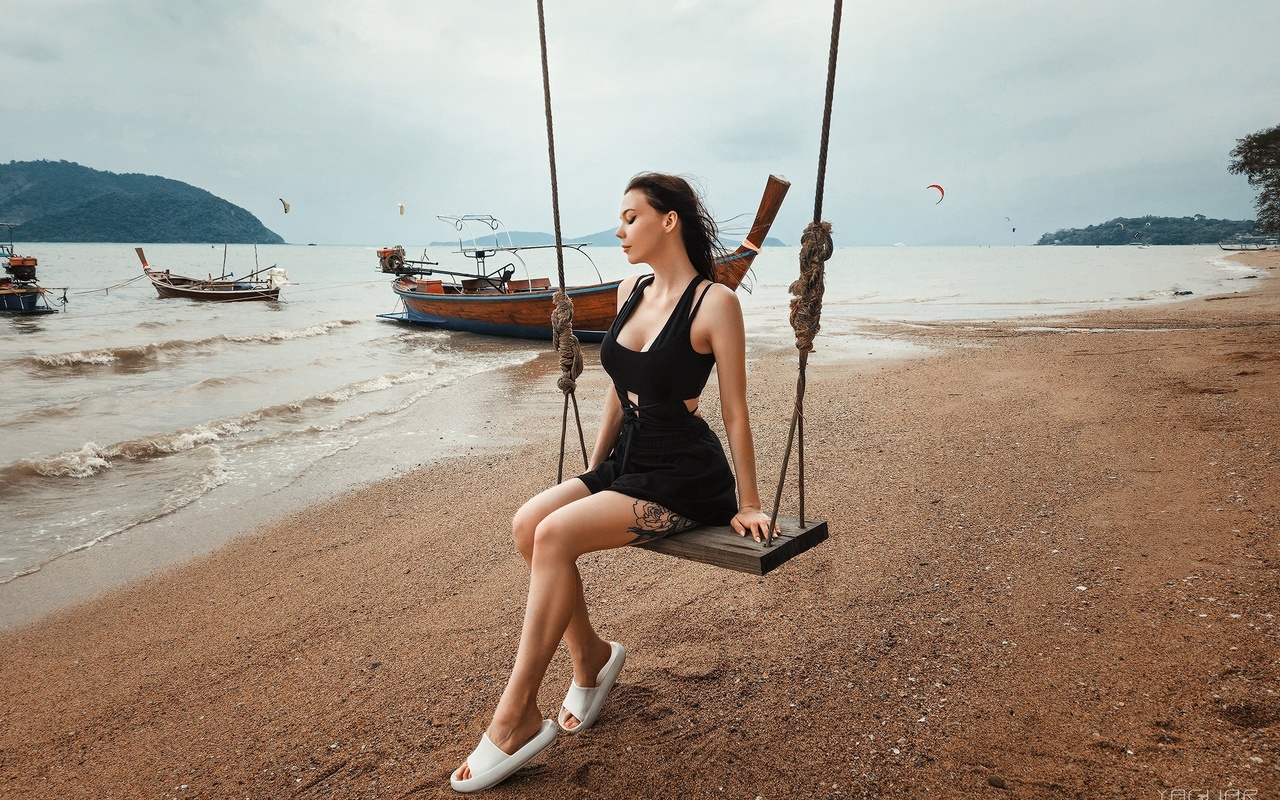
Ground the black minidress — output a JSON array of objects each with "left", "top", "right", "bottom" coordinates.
[{"left": 579, "top": 413, "right": 737, "bottom": 526}]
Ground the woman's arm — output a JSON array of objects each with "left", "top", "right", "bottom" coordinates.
[{"left": 698, "top": 284, "right": 776, "bottom": 541}]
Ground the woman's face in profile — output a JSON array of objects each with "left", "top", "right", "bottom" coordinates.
[{"left": 615, "top": 189, "right": 670, "bottom": 265}]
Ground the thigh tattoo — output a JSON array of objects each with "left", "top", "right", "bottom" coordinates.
[{"left": 628, "top": 500, "right": 697, "bottom": 544}]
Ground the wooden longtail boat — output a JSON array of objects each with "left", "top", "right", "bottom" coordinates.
[
  {"left": 136, "top": 247, "right": 289, "bottom": 302},
  {"left": 1, "top": 223, "right": 60, "bottom": 314},
  {"left": 377, "top": 174, "right": 791, "bottom": 341}
]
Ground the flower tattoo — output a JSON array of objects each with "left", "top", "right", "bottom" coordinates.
[{"left": 628, "top": 501, "right": 697, "bottom": 544}]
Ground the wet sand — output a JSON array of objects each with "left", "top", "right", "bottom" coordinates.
[{"left": 1, "top": 251, "right": 1277, "bottom": 798}]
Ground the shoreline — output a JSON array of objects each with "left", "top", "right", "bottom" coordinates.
[
  {"left": 0, "top": 350, "right": 571, "bottom": 630},
  {"left": 1, "top": 246, "right": 1261, "bottom": 628},
  {"left": 2, "top": 251, "right": 1277, "bottom": 797}
]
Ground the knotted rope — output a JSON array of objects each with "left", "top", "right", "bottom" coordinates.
[
  {"left": 789, "top": 221, "right": 831, "bottom": 355},
  {"left": 769, "top": 0, "right": 841, "bottom": 539},
  {"left": 551, "top": 291, "right": 583, "bottom": 393},
  {"left": 538, "top": 0, "right": 588, "bottom": 482}
]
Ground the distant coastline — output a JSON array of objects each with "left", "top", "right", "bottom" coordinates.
[
  {"left": 1037, "top": 214, "right": 1257, "bottom": 246},
  {"left": 0, "top": 160, "right": 282, "bottom": 245}
]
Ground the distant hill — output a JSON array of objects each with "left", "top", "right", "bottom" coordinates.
[
  {"left": 1036, "top": 215, "right": 1256, "bottom": 246},
  {"left": 0, "top": 160, "right": 283, "bottom": 244},
  {"left": 429, "top": 227, "right": 787, "bottom": 248}
]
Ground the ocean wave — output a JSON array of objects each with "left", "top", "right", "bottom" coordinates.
[
  {"left": 223, "top": 320, "right": 361, "bottom": 344},
  {"left": 9, "top": 443, "right": 116, "bottom": 479},
  {"left": 0, "top": 428, "right": 236, "bottom": 480},
  {"left": 0, "top": 349, "right": 541, "bottom": 582},
  {"left": 0, "top": 440, "right": 231, "bottom": 583},
  {"left": 300, "top": 382, "right": 445, "bottom": 433},
  {"left": 46, "top": 450, "right": 230, "bottom": 568},
  {"left": 7, "top": 398, "right": 87, "bottom": 424},
  {"left": 314, "top": 367, "right": 440, "bottom": 403},
  {"left": 0, "top": 364, "right": 456, "bottom": 483},
  {"left": 191, "top": 374, "right": 254, "bottom": 391},
  {"left": 33, "top": 348, "right": 138, "bottom": 367},
  {"left": 21, "top": 320, "right": 361, "bottom": 370},
  {"left": 282, "top": 356, "right": 530, "bottom": 436}
]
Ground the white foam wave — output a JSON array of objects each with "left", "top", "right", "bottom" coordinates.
[
  {"left": 316, "top": 367, "right": 440, "bottom": 403},
  {"left": 28, "top": 320, "right": 361, "bottom": 370},
  {"left": 225, "top": 319, "right": 360, "bottom": 344},
  {"left": 8, "top": 351, "right": 532, "bottom": 489},
  {"left": 17, "top": 422, "right": 242, "bottom": 479},
  {"left": 29, "top": 443, "right": 114, "bottom": 478},
  {"left": 34, "top": 349, "right": 137, "bottom": 367},
  {"left": 64, "top": 449, "right": 231, "bottom": 556}
]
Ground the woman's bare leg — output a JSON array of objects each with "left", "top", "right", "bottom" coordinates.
[
  {"left": 510, "top": 481, "right": 613, "bottom": 689},
  {"left": 454, "top": 489, "right": 641, "bottom": 781}
]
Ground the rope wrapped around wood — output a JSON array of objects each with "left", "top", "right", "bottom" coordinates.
[
  {"left": 789, "top": 220, "right": 832, "bottom": 354},
  {"left": 551, "top": 289, "right": 583, "bottom": 394},
  {"left": 769, "top": 219, "right": 831, "bottom": 536}
]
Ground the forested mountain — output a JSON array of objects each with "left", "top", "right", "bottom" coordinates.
[
  {"left": 1036, "top": 215, "right": 1257, "bottom": 246},
  {"left": 0, "top": 160, "right": 283, "bottom": 244}
]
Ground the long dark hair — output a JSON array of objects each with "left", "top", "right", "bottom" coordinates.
[{"left": 625, "top": 172, "right": 726, "bottom": 283}]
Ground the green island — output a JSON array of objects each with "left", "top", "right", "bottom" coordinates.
[
  {"left": 1036, "top": 215, "right": 1258, "bottom": 246},
  {"left": 0, "top": 160, "right": 282, "bottom": 244}
]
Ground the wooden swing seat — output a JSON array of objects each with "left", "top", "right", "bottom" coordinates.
[{"left": 637, "top": 515, "right": 828, "bottom": 576}]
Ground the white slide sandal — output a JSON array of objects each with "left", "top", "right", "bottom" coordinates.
[
  {"left": 450, "top": 719, "right": 557, "bottom": 793},
  {"left": 558, "top": 641, "right": 626, "bottom": 734}
]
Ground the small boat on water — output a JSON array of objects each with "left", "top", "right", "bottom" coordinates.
[
  {"left": 377, "top": 174, "right": 790, "bottom": 341},
  {"left": 136, "top": 247, "right": 289, "bottom": 301},
  {"left": 1, "top": 223, "right": 62, "bottom": 314}
]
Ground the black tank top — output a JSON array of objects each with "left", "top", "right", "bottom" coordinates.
[{"left": 600, "top": 275, "right": 716, "bottom": 414}]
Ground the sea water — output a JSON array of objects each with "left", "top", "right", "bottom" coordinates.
[{"left": 0, "top": 242, "right": 1261, "bottom": 614}]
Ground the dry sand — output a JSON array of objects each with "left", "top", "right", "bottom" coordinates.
[{"left": 1, "top": 251, "right": 1277, "bottom": 799}]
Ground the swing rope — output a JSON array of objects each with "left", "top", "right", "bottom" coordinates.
[
  {"left": 538, "top": 0, "right": 589, "bottom": 483},
  {"left": 768, "top": 0, "right": 841, "bottom": 538}
]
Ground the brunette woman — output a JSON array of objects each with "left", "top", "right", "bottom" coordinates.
[{"left": 452, "top": 173, "right": 774, "bottom": 792}]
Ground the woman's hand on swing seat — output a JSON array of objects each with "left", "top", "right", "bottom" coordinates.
[{"left": 731, "top": 507, "right": 777, "bottom": 542}]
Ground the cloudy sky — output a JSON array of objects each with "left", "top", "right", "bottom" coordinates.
[{"left": 5, "top": 0, "right": 1278, "bottom": 246}]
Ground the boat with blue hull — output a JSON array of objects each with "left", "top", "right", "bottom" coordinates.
[
  {"left": 376, "top": 214, "right": 620, "bottom": 341},
  {"left": 381, "top": 273, "right": 621, "bottom": 341},
  {"left": 1, "top": 223, "right": 61, "bottom": 315},
  {"left": 376, "top": 175, "right": 791, "bottom": 341}
]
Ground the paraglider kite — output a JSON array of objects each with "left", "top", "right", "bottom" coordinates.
[
  {"left": 280, "top": 198, "right": 291, "bottom": 214},
  {"left": 927, "top": 184, "right": 944, "bottom": 204}
]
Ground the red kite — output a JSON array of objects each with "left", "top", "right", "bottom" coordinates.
[{"left": 927, "top": 184, "right": 944, "bottom": 204}]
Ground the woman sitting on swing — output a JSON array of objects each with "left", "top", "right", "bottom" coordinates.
[{"left": 452, "top": 172, "right": 776, "bottom": 792}]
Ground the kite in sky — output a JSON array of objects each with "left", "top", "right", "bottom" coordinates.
[
  {"left": 280, "top": 198, "right": 291, "bottom": 214},
  {"left": 398, "top": 203, "right": 405, "bottom": 216},
  {"left": 927, "top": 184, "right": 944, "bottom": 204}
]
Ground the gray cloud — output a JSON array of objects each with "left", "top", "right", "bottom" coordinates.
[{"left": 2, "top": 0, "right": 1274, "bottom": 246}]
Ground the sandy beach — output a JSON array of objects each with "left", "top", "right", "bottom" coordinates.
[{"left": 2, "top": 250, "right": 1277, "bottom": 798}]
